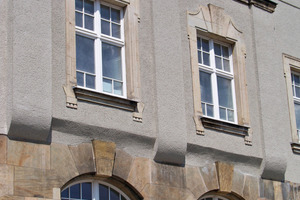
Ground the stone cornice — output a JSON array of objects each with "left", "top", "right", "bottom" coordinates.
[{"left": 235, "top": 0, "right": 277, "bottom": 13}]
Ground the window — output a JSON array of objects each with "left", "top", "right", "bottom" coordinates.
[
  {"left": 75, "top": 0, "right": 126, "bottom": 97},
  {"left": 291, "top": 72, "right": 300, "bottom": 141},
  {"left": 198, "top": 37, "right": 237, "bottom": 123},
  {"left": 61, "top": 181, "right": 130, "bottom": 200},
  {"left": 200, "top": 196, "right": 229, "bottom": 200}
]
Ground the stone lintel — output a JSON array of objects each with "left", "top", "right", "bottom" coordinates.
[{"left": 215, "top": 162, "right": 234, "bottom": 193}]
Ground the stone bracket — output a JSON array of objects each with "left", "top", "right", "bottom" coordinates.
[{"left": 133, "top": 102, "right": 144, "bottom": 122}]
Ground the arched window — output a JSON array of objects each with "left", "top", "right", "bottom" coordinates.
[{"left": 61, "top": 180, "right": 131, "bottom": 200}]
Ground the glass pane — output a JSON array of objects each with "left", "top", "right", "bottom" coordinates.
[
  {"left": 102, "top": 42, "right": 122, "bottom": 80},
  {"left": 295, "top": 103, "right": 300, "bottom": 130},
  {"left": 111, "top": 8, "right": 120, "bottom": 23},
  {"left": 101, "top": 5, "right": 110, "bottom": 20},
  {"left": 112, "top": 24, "right": 120, "bottom": 38},
  {"left": 101, "top": 20, "right": 110, "bottom": 35},
  {"left": 114, "top": 81, "right": 123, "bottom": 96},
  {"left": 70, "top": 184, "right": 80, "bottom": 199},
  {"left": 76, "top": 35, "right": 95, "bottom": 73},
  {"left": 296, "top": 86, "right": 300, "bottom": 98},
  {"left": 223, "top": 59, "right": 230, "bottom": 72},
  {"left": 214, "top": 43, "right": 221, "bottom": 56},
  {"left": 294, "top": 74, "right": 300, "bottom": 86},
  {"left": 202, "top": 39, "right": 209, "bottom": 52},
  {"left": 207, "top": 104, "right": 214, "bottom": 117},
  {"left": 197, "top": 38, "right": 201, "bottom": 50},
  {"left": 217, "top": 76, "right": 233, "bottom": 109},
  {"left": 61, "top": 188, "right": 69, "bottom": 198},
  {"left": 121, "top": 196, "right": 127, "bottom": 200},
  {"left": 75, "top": 0, "right": 83, "bottom": 11},
  {"left": 76, "top": 12, "right": 83, "bottom": 27},
  {"left": 86, "top": 74, "right": 95, "bottom": 89},
  {"left": 76, "top": 72, "right": 84, "bottom": 87},
  {"left": 198, "top": 51, "right": 202, "bottom": 64},
  {"left": 203, "top": 53, "right": 210, "bottom": 66},
  {"left": 199, "top": 71, "right": 212, "bottom": 103},
  {"left": 103, "top": 78, "right": 112, "bottom": 93},
  {"left": 84, "top": 0, "right": 94, "bottom": 15},
  {"left": 99, "top": 184, "right": 109, "bottom": 200},
  {"left": 219, "top": 107, "right": 226, "bottom": 120},
  {"left": 215, "top": 56, "right": 222, "bottom": 70},
  {"left": 201, "top": 103, "right": 206, "bottom": 115},
  {"left": 85, "top": 15, "right": 94, "bottom": 31},
  {"left": 228, "top": 109, "right": 234, "bottom": 122},
  {"left": 222, "top": 46, "right": 229, "bottom": 58},
  {"left": 82, "top": 182, "right": 92, "bottom": 200},
  {"left": 110, "top": 188, "right": 120, "bottom": 200}
]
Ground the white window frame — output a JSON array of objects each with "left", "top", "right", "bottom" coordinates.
[
  {"left": 75, "top": 0, "right": 127, "bottom": 98},
  {"left": 291, "top": 71, "right": 300, "bottom": 142},
  {"left": 61, "top": 180, "right": 131, "bottom": 200},
  {"left": 198, "top": 36, "right": 237, "bottom": 124}
]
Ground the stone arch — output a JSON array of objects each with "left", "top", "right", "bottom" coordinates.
[{"left": 199, "top": 190, "right": 245, "bottom": 200}]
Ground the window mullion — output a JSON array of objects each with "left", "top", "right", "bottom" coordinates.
[
  {"left": 209, "top": 39, "right": 219, "bottom": 119},
  {"left": 95, "top": 1, "right": 102, "bottom": 92},
  {"left": 92, "top": 181, "right": 99, "bottom": 200},
  {"left": 120, "top": 7, "right": 126, "bottom": 98}
]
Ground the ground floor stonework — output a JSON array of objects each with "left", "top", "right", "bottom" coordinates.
[{"left": 0, "top": 135, "right": 299, "bottom": 200}]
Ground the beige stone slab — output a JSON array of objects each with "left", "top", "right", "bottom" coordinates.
[
  {"left": 273, "top": 181, "right": 283, "bottom": 200},
  {"left": 0, "top": 196, "right": 24, "bottom": 200},
  {"left": 243, "top": 175, "right": 259, "bottom": 200},
  {"left": 50, "top": 143, "right": 79, "bottom": 184},
  {"left": 92, "top": 140, "right": 116, "bottom": 176},
  {"left": 127, "top": 157, "right": 151, "bottom": 193},
  {"left": 199, "top": 163, "right": 219, "bottom": 191},
  {"left": 185, "top": 166, "right": 207, "bottom": 198},
  {"left": 0, "top": 135, "right": 7, "bottom": 164},
  {"left": 69, "top": 143, "right": 96, "bottom": 175},
  {"left": 7, "top": 140, "right": 50, "bottom": 169},
  {"left": 14, "top": 166, "right": 62, "bottom": 199},
  {"left": 0, "top": 164, "right": 14, "bottom": 197},
  {"left": 113, "top": 149, "right": 134, "bottom": 180},
  {"left": 232, "top": 170, "right": 245, "bottom": 197},
  {"left": 151, "top": 162, "right": 185, "bottom": 189},
  {"left": 216, "top": 162, "right": 234, "bottom": 192}
]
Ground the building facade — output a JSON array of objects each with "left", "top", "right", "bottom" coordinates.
[{"left": 1, "top": 0, "right": 300, "bottom": 199}]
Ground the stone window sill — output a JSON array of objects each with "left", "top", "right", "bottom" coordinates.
[{"left": 291, "top": 143, "right": 300, "bottom": 154}]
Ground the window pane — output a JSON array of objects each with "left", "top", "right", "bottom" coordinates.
[
  {"left": 112, "top": 24, "right": 120, "bottom": 38},
  {"left": 219, "top": 107, "right": 226, "bottom": 120},
  {"left": 228, "top": 109, "right": 234, "bottom": 122},
  {"left": 82, "top": 182, "right": 92, "bottom": 200},
  {"left": 295, "top": 103, "right": 300, "bottom": 130},
  {"left": 103, "top": 78, "right": 112, "bottom": 93},
  {"left": 111, "top": 8, "right": 120, "bottom": 23},
  {"left": 102, "top": 43, "right": 122, "bottom": 80},
  {"left": 199, "top": 71, "right": 212, "bottom": 103},
  {"left": 203, "top": 53, "right": 210, "bottom": 66},
  {"left": 215, "top": 56, "right": 222, "bottom": 70},
  {"left": 101, "top": 5, "right": 110, "bottom": 20},
  {"left": 86, "top": 74, "right": 95, "bottom": 89},
  {"left": 198, "top": 51, "right": 202, "bottom": 64},
  {"left": 85, "top": 15, "right": 94, "bottom": 31},
  {"left": 217, "top": 76, "right": 233, "bottom": 109},
  {"left": 75, "top": 0, "right": 83, "bottom": 11},
  {"left": 61, "top": 188, "right": 69, "bottom": 198},
  {"left": 77, "top": 72, "right": 84, "bottom": 87},
  {"left": 207, "top": 104, "right": 214, "bottom": 117},
  {"left": 70, "top": 184, "right": 80, "bottom": 199},
  {"left": 110, "top": 188, "right": 120, "bottom": 200},
  {"left": 121, "top": 196, "right": 127, "bottom": 200},
  {"left": 197, "top": 38, "right": 201, "bottom": 49},
  {"left": 222, "top": 46, "right": 229, "bottom": 58},
  {"left": 101, "top": 20, "right": 110, "bottom": 35},
  {"left": 201, "top": 103, "right": 206, "bottom": 115},
  {"left": 296, "top": 86, "right": 300, "bottom": 98},
  {"left": 99, "top": 184, "right": 109, "bottom": 200},
  {"left": 84, "top": 0, "right": 94, "bottom": 15},
  {"left": 76, "top": 12, "right": 83, "bottom": 27},
  {"left": 202, "top": 39, "right": 209, "bottom": 52},
  {"left": 76, "top": 35, "right": 95, "bottom": 73},
  {"left": 214, "top": 43, "right": 221, "bottom": 56},
  {"left": 223, "top": 59, "right": 230, "bottom": 72},
  {"left": 114, "top": 81, "right": 123, "bottom": 96}
]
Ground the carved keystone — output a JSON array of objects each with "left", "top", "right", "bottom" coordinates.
[
  {"left": 216, "top": 162, "right": 234, "bottom": 192},
  {"left": 92, "top": 140, "right": 116, "bottom": 177}
]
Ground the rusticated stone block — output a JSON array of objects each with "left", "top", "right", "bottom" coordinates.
[
  {"left": 127, "top": 157, "right": 151, "bottom": 193},
  {"left": 232, "top": 169, "right": 245, "bottom": 197},
  {"left": 273, "top": 181, "right": 283, "bottom": 200},
  {"left": 0, "top": 196, "right": 24, "bottom": 200},
  {"left": 141, "top": 184, "right": 194, "bottom": 200},
  {"left": 199, "top": 163, "right": 219, "bottom": 191},
  {"left": 14, "top": 166, "right": 62, "bottom": 199},
  {"left": 69, "top": 143, "right": 96, "bottom": 175},
  {"left": 216, "top": 162, "right": 234, "bottom": 192},
  {"left": 7, "top": 140, "right": 50, "bottom": 169},
  {"left": 0, "top": 135, "right": 7, "bottom": 164},
  {"left": 0, "top": 164, "right": 14, "bottom": 197},
  {"left": 92, "top": 140, "right": 116, "bottom": 177},
  {"left": 243, "top": 175, "right": 259, "bottom": 200},
  {"left": 113, "top": 149, "right": 134, "bottom": 180},
  {"left": 260, "top": 179, "right": 274, "bottom": 200},
  {"left": 185, "top": 166, "right": 207, "bottom": 198},
  {"left": 51, "top": 143, "right": 79, "bottom": 185},
  {"left": 151, "top": 162, "right": 185, "bottom": 188}
]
